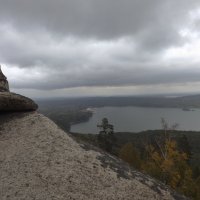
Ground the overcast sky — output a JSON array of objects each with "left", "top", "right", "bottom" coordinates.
[{"left": 1, "top": 0, "right": 200, "bottom": 98}]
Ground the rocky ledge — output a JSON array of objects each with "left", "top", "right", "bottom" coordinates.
[
  {"left": 0, "top": 66, "right": 38, "bottom": 112},
  {"left": 0, "top": 92, "right": 38, "bottom": 112},
  {"left": 0, "top": 112, "right": 188, "bottom": 200}
]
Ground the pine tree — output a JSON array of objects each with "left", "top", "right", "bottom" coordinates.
[{"left": 97, "top": 118, "right": 115, "bottom": 152}]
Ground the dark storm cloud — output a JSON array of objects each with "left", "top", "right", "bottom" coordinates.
[
  {"left": 1, "top": 0, "right": 167, "bottom": 39},
  {"left": 0, "top": 0, "right": 198, "bottom": 46},
  {"left": 0, "top": 0, "right": 200, "bottom": 93}
]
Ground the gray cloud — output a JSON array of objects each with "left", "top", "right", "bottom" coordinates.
[
  {"left": 0, "top": 0, "right": 198, "bottom": 44},
  {"left": 0, "top": 0, "right": 200, "bottom": 96},
  {"left": 8, "top": 60, "right": 200, "bottom": 90}
]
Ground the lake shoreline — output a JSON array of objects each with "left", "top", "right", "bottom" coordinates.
[{"left": 71, "top": 106, "right": 200, "bottom": 133}]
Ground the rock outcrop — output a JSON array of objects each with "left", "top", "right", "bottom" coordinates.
[
  {"left": 0, "top": 112, "right": 188, "bottom": 200},
  {"left": 0, "top": 66, "right": 9, "bottom": 92},
  {"left": 0, "top": 67, "right": 38, "bottom": 112},
  {"left": 0, "top": 92, "right": 38, "bottom": 111}
]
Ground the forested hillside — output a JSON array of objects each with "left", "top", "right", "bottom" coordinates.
[{"left": 71, "top": 128, "right": 200, "bottom": 199}]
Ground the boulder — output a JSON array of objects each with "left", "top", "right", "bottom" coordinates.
[{"left": 0, "top": 92, "right": 38, "bottom": 112}]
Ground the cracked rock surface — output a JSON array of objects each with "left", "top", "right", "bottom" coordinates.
[{"left": 0, "top": 112, "right": 188, "bottom": 200}]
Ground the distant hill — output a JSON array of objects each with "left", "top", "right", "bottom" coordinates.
[{"left": 37, "top": 94, "right": 200, "bottom": 109}]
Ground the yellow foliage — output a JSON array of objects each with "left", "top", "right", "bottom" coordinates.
[
  {"left": 119, "top": 118, "right": 200, "bottom": 199},
  {"left": 119, "top": 143, "right": 141, "bottom": 169},
  {"left": 141, "top": 118, "right": 200, "bottom": 199},
  {"left": 143, "top": 138, "right": 196, "bottom": 196},
  {"left": 169, "top": 171, "right": 181, "bottom": 189}
]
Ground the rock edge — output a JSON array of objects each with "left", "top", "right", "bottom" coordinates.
[{"left": 0, "top": 92, "right": 38, "bottom": 112}]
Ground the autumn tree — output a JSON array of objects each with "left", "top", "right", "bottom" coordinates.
[
  {"left": 142, "top": 118, "right": 197, "bottom": 198},
  {"left": 119, "top": 142, "right": 141, "bottom": 169}
]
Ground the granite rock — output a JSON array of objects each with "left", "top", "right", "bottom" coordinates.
[
  {"left": 0, "top": 92, "right": 38, "bottom": 112},
  {"left": 0, "top": 112, "right": 188, "bottom": 200},
  {"left": 0, "top": 66, "right": 9, "bottom": 92}
]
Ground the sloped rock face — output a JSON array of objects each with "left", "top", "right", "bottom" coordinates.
[
  {"left": 0, "top": 92, "right": 38, "bottom": 112},
  {"left": 0, "top": 112, "right": 188, "bottom": 200}
]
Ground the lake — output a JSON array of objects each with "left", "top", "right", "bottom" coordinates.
[{"left": 70, "top": 106, "right": 200, "bottom": 133}]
